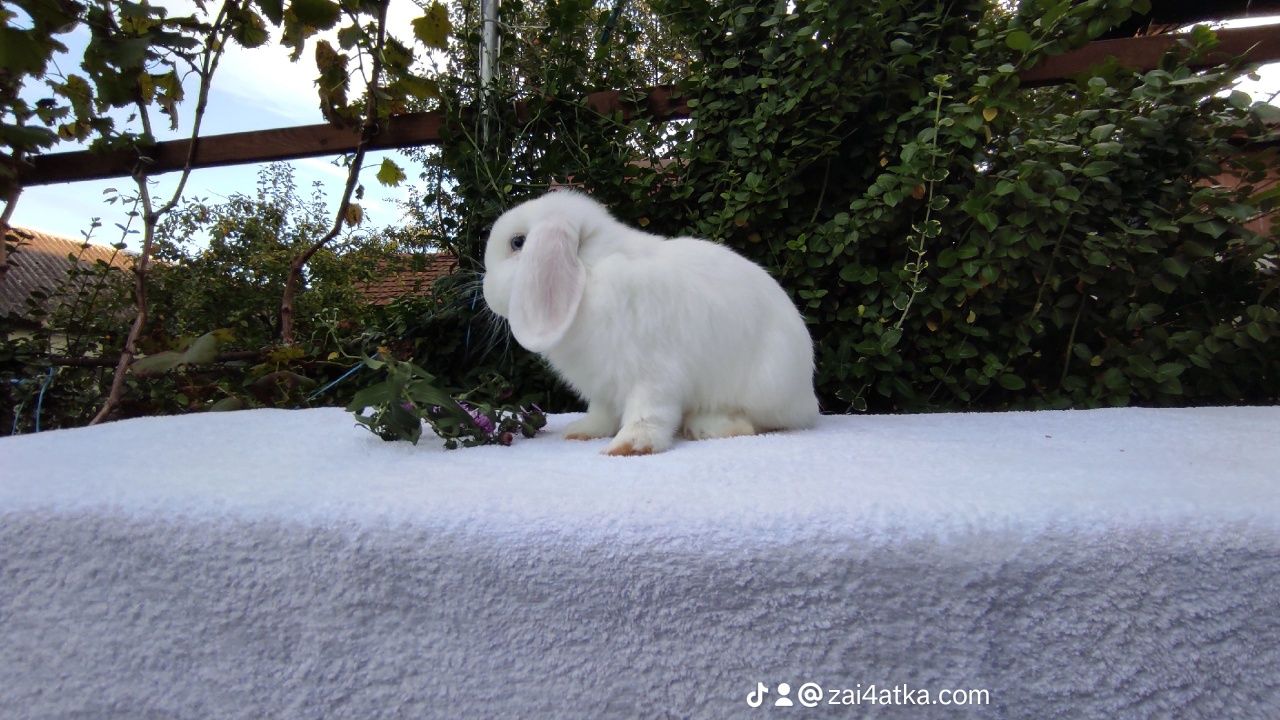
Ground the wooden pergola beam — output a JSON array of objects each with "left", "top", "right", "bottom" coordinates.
[
  {"left": 18, "top": 26, "right": 1280, "bottom": 186},
  {"left": 18, "top": 86, "right": 689, "bottom": 186},
  {"left": 1021, "top": 23, "right": 1280, "bottom": 86},
  {"left": 21, "top": 111, "right": 446, "bottom": 187}
]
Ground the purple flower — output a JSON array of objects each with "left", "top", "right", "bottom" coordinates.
[
  {"left": 460, "top": 402, "right": 496, "bottom": 434},
  {"left": 473, "top": 411, "right": 496, "bottom": 434}
]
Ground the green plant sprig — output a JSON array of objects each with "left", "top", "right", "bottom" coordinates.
[{"left": 346, "top": 351, "right": 547, "bottom": 449}]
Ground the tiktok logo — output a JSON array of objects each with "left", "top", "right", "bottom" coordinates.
[
  {"left": 747, "top": 682, "right": 769, "bottom": 708},
  {"left": 747, "top": 682, "right": 795, "bottom": 708}
]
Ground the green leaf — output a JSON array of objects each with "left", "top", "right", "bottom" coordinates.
[
  {"left": 337, "top": 23, "right": 361, "bottom": 50},
  {"left": 290, "top": 0, "right": 339, "bottom": 29},
  {"left": 395, "top": 74, "right": 440, "bottom": 101},
  {"left": 1254, "top": 103, "right": 1280, "bottom": 124},
  {"left": 1082, "top": 161, "right": 1118, "bottom": 178},
  {"left": 24, "top": 0, "right": 80, "bottom": 30},
  {"left": 1056, "top": 186, "right": 1081, "bottom": 201},
  {"left": 890, "top": 38, "right": 913, "bottom": 54},
  {"left": 1227, "top": 90, "right": 1251, "bottom": 109},
  {"left": 880, "top": 327, "right": 903, "bottom": 351},
  {"left": 1089, "top": 123, "right": 1116, "bottom": 141},
  {"left": 382, "top": 37, "right": 414, "bottom": 70},
  {"left": 405, "top": 379, "right": 463, "bottom": 410},
  {"left": 131, "top": 351, "right": 184, "bottom": 376},
  {"left": 346, "top": 382, "right": 395, "bottom": 412},
  {"left": 0, "top": 28, "right": 48, "bottom": 75},
  {"left": 1161, "top": 256, "right": 1190, "bottom": 278},
  {"left": 210, "top": 397, "right": 245, "bottom": 412},
  {"left": 411, "top": 1, "right": 451, "bottom": 50},
  {"left": 1005, "top": 30, "right": 1033, "bottom": 52},
  {"left": 998, "top": 373, "right": 1026, "bottom": 390},
  {"left": 1194, "top": 220, "right": 1227, "bottom": 239},
  {"left": 114, "top": 32, "right": 152, "bottom": 69},
  {"left": 1177, "top": 241, "right": 1211, "bottom": 260},
  {"left": 1102, "top": 367, "right": 1127, "bottom": 390},
  {"left": 0, "top": 122, "right": 59, "bottom": 150},
  {"left": 376, "top": 157, "right": 406, "bottom": 186},
  {"left": 255, "top": 0, "right": 284, "bottom": 25},
  {"left": 182, "top": 332, "right": 219, "bottom": 364},
  {"left": 231, "top": 8, "right": 270, "bottom": 48}
]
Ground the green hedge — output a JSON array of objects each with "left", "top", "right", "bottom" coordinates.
[{"left": 433, "top": 0, "right": 1279, "bottom": 412}]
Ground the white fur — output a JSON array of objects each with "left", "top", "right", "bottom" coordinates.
[{"left": 482, "top": 191, "right": 819, "bottom": 455}]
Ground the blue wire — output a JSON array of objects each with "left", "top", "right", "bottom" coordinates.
[
  {"left": 307, "top": 361, "right": 363, "bottom": 401},
  {"left": 8, "top": 377, "right": 26, "bottom": 435},
  {"left": 10, "top": 388, "right": 25, "bottom": 436},
  {"left": 34, "top": 367, "right": 56, "bottom": 433}
]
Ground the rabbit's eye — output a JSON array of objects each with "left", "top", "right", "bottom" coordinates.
[{"left": 510, "top": 234, "right": 526, "bottom": 252}]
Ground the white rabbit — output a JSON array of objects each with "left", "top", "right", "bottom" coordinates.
[{"left": 482, "top": 190, "right": 819, "bottom": 455}]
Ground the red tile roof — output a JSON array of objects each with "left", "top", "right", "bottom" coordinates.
[
  {"left": 356, "top": 253, "right": 459, "bottom": 305},
  {"left": 1, "top": 227, "right": 133, "bottom": 319}
]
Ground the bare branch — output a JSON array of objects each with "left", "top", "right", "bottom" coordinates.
[
  {"left": 89, "top": 169, "right": 156, "bottom": 424},
  {"left": 89, "top": 0, "right": 241, "bottom": 425},
  {"left": 280, "top": 3, "right": 391, "bottom": 344},
  {"left": 152, "top": 0, "right": 235, "bottom": 220},
  {"left": 52, "top": 350, "right": 265, "bottom": 367},
  {"left": 0, "top": 185, "right": 20, "bottom": 279}
]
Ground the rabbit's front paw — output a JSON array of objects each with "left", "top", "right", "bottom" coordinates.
[
  {"left": 604, "top": 422, "right": 674, "bottom": 456},
  {"left": 563, "top": 413, "right": 618, "bottom": 441}
]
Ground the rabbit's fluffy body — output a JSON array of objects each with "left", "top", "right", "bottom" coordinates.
[{"left": 483, "top": 191, "right": 818, "bottom": 455}]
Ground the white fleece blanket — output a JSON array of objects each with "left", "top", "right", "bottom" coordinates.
[{"left": 1, "top": 406, "right": 1278, "bottom": 719}]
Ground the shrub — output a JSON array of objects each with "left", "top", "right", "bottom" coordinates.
[
  {"left": 428, "top": 0, "right": 1279, "bottom": 413},
  {"left": 664, "top": 0, "right": 1278, "bottom": 410}
]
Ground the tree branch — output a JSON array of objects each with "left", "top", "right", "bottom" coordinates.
[
  {"left": 52, "top": 350, "right": 265, "bottom": 367},
  {"left": 89, "top": 0, "right": 240, "bottom": 425},
  {"left": 152, "top": 0, "right": 235, "bottom": 220},
  {"left": 0, "top": 185, "right": 20, "bottom": 279},
  {"left": 280, "top": 2, "right": 390, "bottom": 344}
]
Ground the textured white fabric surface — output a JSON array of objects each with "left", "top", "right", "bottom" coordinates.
[{"left": 2, "top": 406, "right": 1278, "bottom": 718}]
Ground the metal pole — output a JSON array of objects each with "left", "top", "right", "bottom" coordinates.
[{"left": 480, "top": 0, "right": 499, "bottom": 143}]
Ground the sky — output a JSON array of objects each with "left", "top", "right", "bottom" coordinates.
[{"left": 7, "top": 6, "right": 1280, "bottom": 250}]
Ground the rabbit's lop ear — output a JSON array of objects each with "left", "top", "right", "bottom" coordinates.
[{"left": 509, "top": 218, "right": 585, "bottom": 352}]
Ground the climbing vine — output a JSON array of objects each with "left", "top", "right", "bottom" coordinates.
[{"left": 430, "top": 0, "right": 1279, "bottom": 412}]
